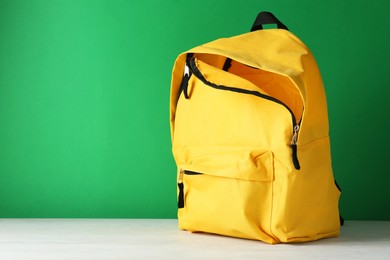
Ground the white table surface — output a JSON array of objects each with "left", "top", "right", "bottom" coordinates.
[{"left": 0, "top": 219, "right": 389, "bottom": 259}]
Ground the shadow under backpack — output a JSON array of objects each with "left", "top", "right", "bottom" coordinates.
[{"left": 169, "top": 11, "right": 342, "bottom": 244}]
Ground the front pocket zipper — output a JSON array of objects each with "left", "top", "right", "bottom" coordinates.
[
  {"left": 184, "top": 56, "right": 301, "bottom": 170},
  {"left": 178, "top": 169, "right": 202, "bottom": 208}
]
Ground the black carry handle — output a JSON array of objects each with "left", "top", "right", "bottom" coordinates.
[
  {"left": 251, "top": 11, "right": 288, "bottom": 31},
  {"left": 223, "top": 11, "right": 288, "bottom": 72}
]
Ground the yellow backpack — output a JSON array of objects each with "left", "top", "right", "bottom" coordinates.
[{"left": 170, "top": 11, "right": 341, "bottom": 244}]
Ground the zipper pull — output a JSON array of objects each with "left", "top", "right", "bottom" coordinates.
[
  {"left": 184, "top": 64, "right": 190, "bottom": 77},
  {"left": 177, "top": 169, "right": 184, "bottom": 208},
  {"left": 291, "top": 124, "right": 300, "bottom": 145},
  {"left": 180, "top": 64, "right": 191, "bottom": 99},
  {"left": 291, "top": 125, "right": 301, "bottom": 170},
  {"left": 178, "top": 168, "right": 184, "bottom": 183}
]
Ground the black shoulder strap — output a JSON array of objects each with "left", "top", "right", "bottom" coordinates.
[{"left": 335, "top": 180, "right": 345, "bottom": 226}]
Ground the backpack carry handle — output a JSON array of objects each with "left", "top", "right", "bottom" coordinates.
[
  {"left": 223, "top": 11, "right": 288, "bottom": 72},
  {"left": 251, "top": 11, "right": 288, "bottom": 31}
]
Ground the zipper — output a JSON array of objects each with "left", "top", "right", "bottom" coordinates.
[
  {"left": 183, "top": 170, "right": 203, "bottom": 175},
  {"left": 177, "top": 169, "right": 184, "bottom": 208},
  {"left": 290, "top": 124, "right": 301, "bottom": 170},
  {"left": 179, "top": 54, "right": 195, "bottom": 101},
  {"left": 177, "top": 169, "right": 202, "bottom": 209},
  {"left": 187, "top": 57, "right": 301, "bottom": 170},
  {"left": 179, "top": 63, "right": 191, "bottom": 100}
]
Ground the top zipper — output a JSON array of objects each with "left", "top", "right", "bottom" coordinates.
[{"left": 186, "top": 56, "right": 301, "bottom": 170}]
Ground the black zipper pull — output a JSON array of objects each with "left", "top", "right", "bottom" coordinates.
[
  {"left": 177, "top": 169, "right": 184, "bottom": 208},
  {"left": 291, "top": 125, "right": 301, "bottom": 170},
  {"left": 179, "top": 64, "right": 191, "bottom": 99}
]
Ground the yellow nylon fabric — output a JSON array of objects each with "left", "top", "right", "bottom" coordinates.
[{"left": 170, "top": 28, "right": 340, "bottom": 243}]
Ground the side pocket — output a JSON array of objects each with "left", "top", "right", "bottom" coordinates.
[{"left": 176, "top": 146, "right": 278, "bottom": 243}]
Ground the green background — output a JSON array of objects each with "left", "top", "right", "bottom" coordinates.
[{"left": 0, "top": 0, "right": 389, "bottom": 220}]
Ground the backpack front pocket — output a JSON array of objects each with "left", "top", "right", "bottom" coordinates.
[
  {"left": 182, "top": 56, "right": 303, "bottom": 170},
  {"left": 176, "top": 146, "right": 278, "bottom": 244}
]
